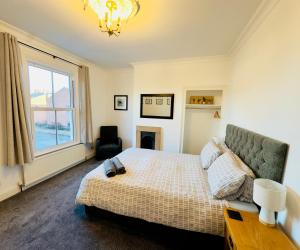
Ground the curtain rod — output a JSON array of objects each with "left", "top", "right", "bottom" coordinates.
[{"left": 18, "top": 41, "right": 82, "bottom": 68}]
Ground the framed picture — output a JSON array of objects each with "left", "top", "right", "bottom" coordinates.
[
  {"left": 140, "top": 94, "right": 174, "bottom": 119},
  {"left": 145, "top": 98, "right": 152, "bottom": 104},
  {"left": 114, "top": 95, "right": 128, "bottom": 111},
  {"left": 156, "top": 98, "right": 163, "bottom": 105}
]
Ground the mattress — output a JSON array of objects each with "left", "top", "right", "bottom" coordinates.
[
  {"left": 76, "top": 148, "right": 227, "bottom": 236},
  {"left": 226, "top": 200, "right": 258, "bottom": 213}
]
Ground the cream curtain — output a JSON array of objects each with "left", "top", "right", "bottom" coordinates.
[
  {"left": 78, "top": 66, "right": 93, "bottom": 147},
  {"left": 0, "top": 33, "right": 34, "bottom": 166}
]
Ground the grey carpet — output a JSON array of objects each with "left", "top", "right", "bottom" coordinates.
[{"left": 0, "top": 158, "right": 223, "bottom": 250}]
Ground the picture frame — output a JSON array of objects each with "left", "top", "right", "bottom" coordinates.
[
  {"left": 145, "top": 98, "right": 152, "bottom": 105},
  {"left": 114, "top": 95, "right": 128, "bottom": 111},
  {"left": 156, "top": 98, "right": 163, "bottom": 105},
  {"left": 140, "top": 94, "right": 174, "bottom": 119}
]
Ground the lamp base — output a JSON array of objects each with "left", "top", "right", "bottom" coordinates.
[
  {"left": 259, "top": 218, "right": 276, "bottom": 227},
  {"left": 259, "top": 208, "right": 276, "bottom": 227}
]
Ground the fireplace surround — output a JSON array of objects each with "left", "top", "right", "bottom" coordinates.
[{"left": 136, "top": 126, "right": 161, "bottom": 150}]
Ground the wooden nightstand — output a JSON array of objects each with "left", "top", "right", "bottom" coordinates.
[{"left": 224, "top": 208, "right": 297, "bottom": 250}]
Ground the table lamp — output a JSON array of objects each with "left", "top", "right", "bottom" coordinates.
[{"left": 253, "top": 178, "right": 286, "bottom": 227}]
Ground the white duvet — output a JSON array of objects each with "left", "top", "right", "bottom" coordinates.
[{"left": 76, "top": 148, "right": 227, "bottom": 236}]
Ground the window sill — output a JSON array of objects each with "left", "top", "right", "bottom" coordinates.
[{"left": 34, "top": 142, "right": 83, "bottom": 159}]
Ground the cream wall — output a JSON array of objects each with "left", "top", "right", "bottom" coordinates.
[
  {"left": 132, "top": 57, "right": 230, "bottom": 152},
  {"left": 0, "top": 21, "right": 110, "bottom": 201},
  {"left": 183, "top": 109, "right": 222, "bottom": 154},
  {"left": 106, "top": 68, "right": 134, "bottom": 149},
  {"left": 227, "top": 0, "right": 300, "bottom": 246}
]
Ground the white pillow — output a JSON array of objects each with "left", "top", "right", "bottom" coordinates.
[
  {"left": 207, "top": 152, "right": 246, "bottom": 199},
  {"left": 212, "top": 136, "right": 229, "bottom": 153},
  {"left": 233, "top": 154, "right": 255, "bottom": 178},
  {"left": 209, "top": 139, "right": 255, "bottom": 202},
  {"left": 211, "top": 136, "right": 224, "bottom": 145},
  {"left": 200, "top": 141, "right": 222, "bottom": 169},
  {"left": 212, "top": 138, "right": 255, "bottom": 178}
]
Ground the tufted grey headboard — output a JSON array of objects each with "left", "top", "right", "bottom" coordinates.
[{"left": 225, "top": 124, "right": 288, "bottom": 182}]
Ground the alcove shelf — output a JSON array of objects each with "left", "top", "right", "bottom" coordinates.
[
  {"left": 181, "top": 88, "right": 224, "bottom": 155},
  {"left": 185, "top": 104, "right": 221, "bottom": 110}
]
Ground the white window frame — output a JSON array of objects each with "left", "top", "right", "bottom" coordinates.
[{"left": 25, "top": 61, "right": 80, "bottom": 157}]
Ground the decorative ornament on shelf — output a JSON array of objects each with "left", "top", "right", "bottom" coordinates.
[
  {"left": 214, "top": 111, "right": 221, "bottom": 119},
  {"left": 190, "top": 96, "right": 214, "bottom": 105},
  {"left": 83, "top": 0, "right": 140, "bottom": 37}
]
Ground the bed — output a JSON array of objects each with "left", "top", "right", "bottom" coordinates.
[{"left": 76, "top": 124, "right": 288, "bottom": 236}]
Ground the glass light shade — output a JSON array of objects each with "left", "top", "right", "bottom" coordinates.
[{"left": 84, "top": 0, "right": 140, "bottom": 36}]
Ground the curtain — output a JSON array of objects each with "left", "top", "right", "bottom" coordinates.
[
  {"left": 78, "top": 65, "right": 93, "bottom": 147},
  {"left": 0, "top": 33, "right": 34, "bottom": 166}
]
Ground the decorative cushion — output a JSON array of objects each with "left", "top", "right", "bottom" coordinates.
[
  {"left": 213, "top": 138, "right": 255, "bottom": 174},
  {"left": 238, "top": 175, "right": 254, "bottom": 203},
  {"left": 211, "top": 136, "right": 257, "bottom": 202},
  {"left": 214, "top": 140, "right": 255, "bottom": 178},
  {"left": 211, "top": 136, "right": 256, "bottom": 203},
  {"left": 222, "top": 182, "right": 247, "bottom": 201},
  {"left": 200, "top": 141, "right": 222, "bottom": 169},
  {"left": 232, "top": 153, "right": 255, "bottom": 202},
  {"left": 208, "top": 152, "right": 246, "bottom": 199},
  {"left": 233, "top": 153, "right": 255, "bottom": 178}
]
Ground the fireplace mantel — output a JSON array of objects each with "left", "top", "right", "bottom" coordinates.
[{"left": 136, "top": 126, "right": 161, "bottom": 150}]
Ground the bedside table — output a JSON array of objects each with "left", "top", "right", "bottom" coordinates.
[{"left": 224, "top": 208, "right": 297, "bottom": 250}]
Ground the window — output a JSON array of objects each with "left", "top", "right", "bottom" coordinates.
[{"left": 28, "top": 64, "right": 77, "bottom": 154}]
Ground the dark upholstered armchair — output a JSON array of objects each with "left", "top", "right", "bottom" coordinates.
[{"left": 96, "top": 126, "right": 122, "bottom": 160}]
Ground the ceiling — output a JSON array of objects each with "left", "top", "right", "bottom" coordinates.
[{"left": 0, "top": 0, "right": 262, "bottom": 67}]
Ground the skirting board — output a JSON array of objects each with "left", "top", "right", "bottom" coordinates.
[
  {"left": 0, "top": 186, "right": 21, "bottom": 202},
  {"left": 21, "top": 152, "right": 95, "bottom": 191}
]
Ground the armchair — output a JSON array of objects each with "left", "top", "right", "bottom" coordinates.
[{"left": 96, "top": 126, "right": 122, "bottom": 160}]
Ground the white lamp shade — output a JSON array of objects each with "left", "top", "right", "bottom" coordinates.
[{"left": 253, "top": 178, "right": 286, "bottom": 211}]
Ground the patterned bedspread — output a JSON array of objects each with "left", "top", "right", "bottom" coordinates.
[{"left": 76, "top": 148, "right": 227, "bottom": 236}]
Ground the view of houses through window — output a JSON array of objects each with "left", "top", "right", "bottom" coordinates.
[{"left": 28, "top": 64, "right": 75, "bottom": 153}]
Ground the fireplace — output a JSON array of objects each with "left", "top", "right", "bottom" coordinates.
[
  {"left": 141, "top": 131, "right": 155, "bottom": 149},
  {"left": 136, "top": 126, "right": 161, "bottom": 150}
]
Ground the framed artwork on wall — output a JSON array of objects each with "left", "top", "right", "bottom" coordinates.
[
  {"left": 114, "top": 95, "right": 128, "bottom": 111},
  {"left": 140, "top": 94, "right": 174, "bottom": 119}
]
